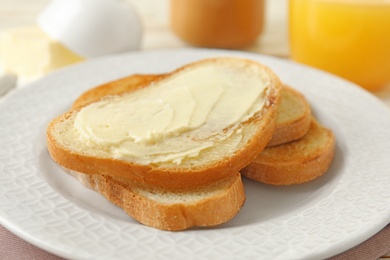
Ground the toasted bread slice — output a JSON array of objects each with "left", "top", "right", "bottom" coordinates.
[
  {"left": 66, "top": 170, "right": 245, "bottom": 231},
  {"left": 241, "top": 119, "right": 335, "bottom": 185},
  {"left": 267, "top": 85, "right": 311, "bottom": 147},
  {"left": 47, "top": 57, "right": 282, "bottom": 190}
]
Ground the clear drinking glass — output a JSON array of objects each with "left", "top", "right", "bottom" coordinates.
[{"left": 289, "top": 0, "right": 390, "bottom": 91}]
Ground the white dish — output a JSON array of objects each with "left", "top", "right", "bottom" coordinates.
[{"left": 1, "top": 49, "right": 390, "bottom": 260}]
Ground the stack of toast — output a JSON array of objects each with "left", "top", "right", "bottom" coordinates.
[
  {"left": 46, "top": 57, "right": 335, "bottom": 231},
  {"left": 242, "top": 85, "right": 335, "bottom": 185}
]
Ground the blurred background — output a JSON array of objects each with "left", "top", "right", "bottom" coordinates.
[
  {"left": 0, "top": 0, "right": 289, "bottom": 87},
  {"left": 0, "top": 0, "right": 288, "bottom": 56},
  {"left": 0, "top": 0, "right": 389, "bottom": 96}
]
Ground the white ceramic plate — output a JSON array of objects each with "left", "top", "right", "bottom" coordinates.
[{"left": 1, "top": 49, "right": 390, "bottom": 260}]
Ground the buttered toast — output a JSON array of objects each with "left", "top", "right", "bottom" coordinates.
[
  {"left": 71, "top": 71, "right": 333, "bottom": 187},
  {"left": 47, "top": 57, "right": 336, "bottom": 231},
  {"left": 47, "top": 57, "right": 282, "bottom": 230},
  {"left": 47, "top": 57, "right": 281, "bottom": 189}
]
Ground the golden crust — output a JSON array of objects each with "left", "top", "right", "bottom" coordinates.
[
  {"left": 267, "top": 85, "right": 311, "bottom": 147},
  {"left": 46, "top": 57, "right": 282, "bottom": 190},
  {"left": 72, "top": 74, "right": 164, "bottom": 109},
  {"left": 241, "top": 119, "right": 335, "bottom": 185},
  {"left": 66, "top": 170, "right": 246, "bottom": 231}
]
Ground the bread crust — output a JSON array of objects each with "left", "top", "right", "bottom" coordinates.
[
  {"left": 47, "top": 57, "right": 282, "bottom": 190},
  {"left": 66, "top": 170, "right": 245, "bottom": 231},
  {"left": 267, "top": 85, "right": 311, "bottom": 147},
  {"left": 72, "top": 74, "right": 163, "bottom": 109},
  {"left": 242, "top": 119, "right": 335, "bottom": 185}
]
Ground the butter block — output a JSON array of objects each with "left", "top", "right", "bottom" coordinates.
[{"left": 0, "top": 26, "right": 83, "bottom": 77}]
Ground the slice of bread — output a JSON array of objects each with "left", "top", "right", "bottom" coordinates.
[
  {"left": 241, "top": 119, "right": 335, "bottom": 185},
  {"left": 47, "top": 57, "right": 282, "bottom": 190},
  {"left": 66, "top": 169, "right": 245, "bottom": 231},
  {"left": 267, "top": 85, "right": 311, "bottom": 147}
]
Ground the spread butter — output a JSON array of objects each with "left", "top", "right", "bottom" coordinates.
[{"left": 74, "top": 64, "right": 270, "bottom": 164}]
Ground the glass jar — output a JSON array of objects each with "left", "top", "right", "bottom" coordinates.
[{"left": 170, "top": 0, "right": 265, "bottom": 49}]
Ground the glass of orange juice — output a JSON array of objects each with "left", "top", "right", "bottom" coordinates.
[{"left": 289, "top": 0, "right": 390, "bottom": 91}]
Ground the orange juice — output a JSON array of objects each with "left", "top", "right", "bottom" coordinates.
[{"left": 289, "top": 0, "right": 390, "bottom": 91}]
